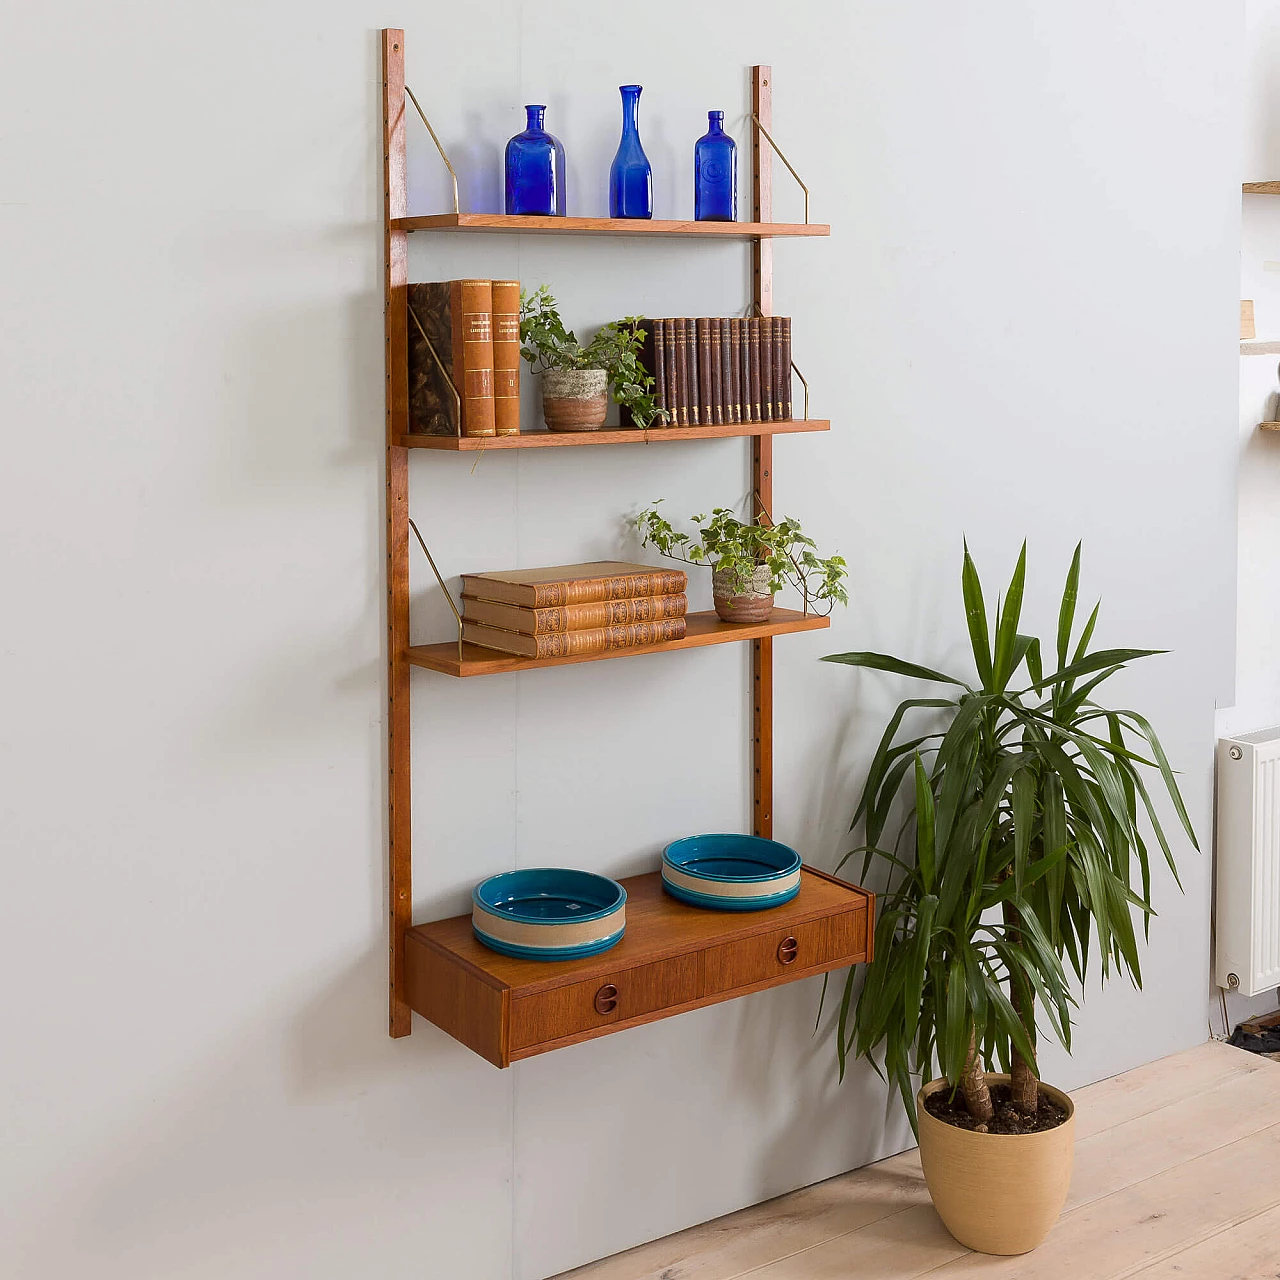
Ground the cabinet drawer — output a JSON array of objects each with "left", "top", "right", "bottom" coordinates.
[
  {"left": 510, "top": 953, "right": 700, "bottom": 1051},
  {"left": 702, "top": 909, "right": 865, "bottom": 996}
]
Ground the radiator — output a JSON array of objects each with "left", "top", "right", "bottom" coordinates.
[{"left": 1216, "top": 728, "right": 1280, "bottom": 997}]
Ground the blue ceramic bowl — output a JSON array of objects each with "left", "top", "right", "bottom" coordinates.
[
  {"left": 662, "top": 834, "right": 803, "bottom": 911},
  {"left": 472, "top": 868, "right": 626, "bottom": 960}
]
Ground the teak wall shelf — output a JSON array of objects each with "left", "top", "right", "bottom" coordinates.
[
  {"left": 382, "top": 29, "right": 870, "bottom": 1054},
  {"left": 409, "top": 868, "right": 871, "bottom": 1067}
]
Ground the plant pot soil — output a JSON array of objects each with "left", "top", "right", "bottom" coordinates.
[
  {"left": 917, "top": 1073, "right": 1075, "bottom": 1256},
  {"left": 542, "top": 368, "right": 608, "bottom": 432},
  {"left": 713, "top": 564, "right": 775, "bottom": 623},
  {"left": 924, "top": 1081, "right": 1068, "bottom": 1135}
]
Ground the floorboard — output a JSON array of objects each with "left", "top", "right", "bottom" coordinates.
[{"left": 555, "top": 1042, "right": 1280, "bottom": 1280}]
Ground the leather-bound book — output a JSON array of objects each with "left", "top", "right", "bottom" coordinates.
[
  {"left": 662, "top": 320, "right": 679, "bottom": 425},
  {"left": 774, "top": 316, "right": 789, "bottom": 420},
  {"left": 697, "top": 318, "right": 713, "bottom": 427},
  {"left": 686, "top": 319, "right": 700, "bottom": 425},
  {"left": 709, "top": 320, "right": 724, "bottom": 425},
  {"left": 463, "top": 592, "right": 688, "bottom": 635},
  {"left": 622, "top": 319, "right": 662, "bottom": 428},
  {"left": 651, "top": 319, "right": 667, "bottom": 424},
  {"left": 462, "top": 561, "right": 689, "bottom": 608},
  {"left": 463, "top": 616, "right": 687, "bottom": 659},
  {"left": 491, "top": 280, "right": 521, "bottom": 436},
  {"left": 747, "top": 316, "right": 762, "bottom": 422},
  {"left": 674, "top": 318, "right": 691, "bottom": 426},
  {"left": 407, "top": 279, "right": 495, "bottom": 437},
  {"left": 760, "top": 316, "right": 774, "bottom": 422},
  {"left": 780, "top": 316, "right": 793, "bottom": 420},
  {"left": 729, "top": 318, "right": 743, "bottom": 424},
  {"left": 718, "top": 318, "right": 733, "bottom": 425}
]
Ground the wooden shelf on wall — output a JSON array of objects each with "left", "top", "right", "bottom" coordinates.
[
  {"left": 407, "top": 608, "right": 830, "bottom": 677},
  {"left": 399, "top": 419, "right": 830, "bottom": 451},
  {"left": 1244, "top": 183, "right": 1280, "bottom": 194},
  {"left": 1258, "top": 422, "right": 1280, "bottom": 431},
  {"left": 408, "top": 867, "right": 873, "bottom": 1067},
  {"left": 391, "top": 212, "right": 829, "bottom": 238}
]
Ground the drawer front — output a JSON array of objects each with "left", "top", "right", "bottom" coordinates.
[
  {"left": 702, "top": 908, "right": 866, "bottom": 997},
  {"left": 510, "top": 953, "right": 701, "bottom": 1051}
]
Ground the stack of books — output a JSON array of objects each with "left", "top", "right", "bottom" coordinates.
[
  {"left": 461, "top": 562, "right": 689, "bottom": 659},
  {"left": 632, "top": 316, "right": 793, "bottom": 428},
  {"left": 407, "top": 279, "right": 521, "bottom": 438}
]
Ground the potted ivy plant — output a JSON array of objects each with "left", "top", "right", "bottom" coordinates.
[
  {"left": 822, "top": 542, "right": 1197, "bottom": 1256},
  {"left": 637, "top": 502, "right": 848, "bottom": 622},
  {"left": 519, "top": 285, "right": 665, "bottom": 432}
]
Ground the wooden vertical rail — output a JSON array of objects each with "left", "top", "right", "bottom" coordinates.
[
  {"left": 751, "top": 65, "right": 774, "bottom": 841},
  {"left": 383, "top": 29, "right": 413, "bottom": 1037}
]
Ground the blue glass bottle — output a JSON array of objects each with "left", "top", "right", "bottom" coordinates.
[
  {"left": 609, "top": 85, "right": 653, "bottom": 219},
  {"left": 694, "top": 111, "right": 736, "bottom": 221},
  {"left": 505, "top": 105, "right": 566, "bottom": 217}
]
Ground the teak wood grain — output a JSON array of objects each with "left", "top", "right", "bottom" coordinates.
[
  {"left": 382, "top": 29, "right": 412, "bottom": 1038},
  {"left": 1244, "top": 182, "right": 1280, "bottom": 194},
  {"left": 406, "top": 609, "right": 829, "bottom": 677},
  {"left": 407, "top": 868, "right": 873, "bottom": 1066},
  {"left": 397, "top": 418, "right": 829, "bottom": 450},
  {"left": 391, "top": 212, "right": 829, "bottom": 238}
]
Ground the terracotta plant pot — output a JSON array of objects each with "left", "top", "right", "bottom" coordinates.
[
  {"left": 917, "top": 1074, "right": 1075, "bottom": 1256},
  {"left": 713, "top": 564, "right": 775, "bottom": 623},
  {"left": 542, "top": 368, "right": 608, "bottom": 432}
]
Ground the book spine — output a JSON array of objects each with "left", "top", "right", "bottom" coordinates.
[
  {"left": 718, "top": 318, "right": 732, "bottom": 426},
  {"left": 675, "top": 318, "right": 690, "bottom": 426},
  {"left": 623, "top": 319, "right": 659, "bottom": 428},
  {"left": 747, "top": 316, "right": 762, "bottom": 423},
  {"left": 686, "top": 318, "right": 700, "bottom": 425},
  {"left": 697, "top": 318, "right": 713, "bottom": 427},
  {"left": 773, "top": 315, "right": 787, "bottom": 420},
  {"left": 491, "top": 280, "right": 521, "bottom": 436},
  {"left": 535, "top": 617, "right": 687, "bottom": 658},
  {"left": 652, "top": 319, "right": 667, "bottom": 424},
  {"left": 465, "top": 592, "right": 689, "bottom": 634},
  {"left": 519, "top": 568, "right": 690, "bottom": 608},
  {"left": 760, "top": 316, "right": 774, "bottom": 422},
  {"left": 710, "top": 320, "right": 724, "bottom": 425},
  {"left": 662, "top": 320, "right": 679, "bottom": 425},
  {"left": 729, "top": 318, "right": 742, "bottom": 424},
  {"left": 739, "top": 316, "right": 750, "bottom": 423},
  {"left": 781, "top": 316, "right": 792, "bottom": 420},
  {"left": 452, "top": 279, "right": 495, "bottom": 437}
]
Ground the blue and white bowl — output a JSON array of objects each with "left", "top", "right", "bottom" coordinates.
[
  {"left": 662, "top": 834, "right": 803, "bottom": 911},
  {"left": 472, "top": 868, "right": 626, "bottom": 960}
]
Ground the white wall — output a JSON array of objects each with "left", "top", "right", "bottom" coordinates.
[{"left": 0, "top": 4, "right": 1241, "bottom": 1278}]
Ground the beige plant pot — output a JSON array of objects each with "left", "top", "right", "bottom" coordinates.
[
  {"left": 917, "top": 1074, "right": 1075, "bottom": 1256},
  {"left": 713, "top": 564, "right": 776, "bottom": 623},
  {"left": 542, "top": 368, "right": 608, "bottom": 432}
]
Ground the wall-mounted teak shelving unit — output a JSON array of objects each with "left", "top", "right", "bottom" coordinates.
[{"left": 382, "top": 28, "right": 872, "bottom": 1049}]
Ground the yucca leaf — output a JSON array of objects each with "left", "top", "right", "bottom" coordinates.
[
  {"left": 1057, "top": 543, "right": 1082, "bottom": 669},
  {"left": 992, "top": 541, "right": 1028, "bottom": 692},
  {"left": 961, "top": 540, "right": 994, "bottom": 686},
  {"left": 822, "top": 651, "right": 969, "bottom": 688}
]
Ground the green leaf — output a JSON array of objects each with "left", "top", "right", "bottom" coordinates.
[
  {"left": 822, "top": 651, "right": 970, "bottom": 688},
  {"left": 914, "top": 757, "right": 937, "bottom": 893},
  {"left": 961, "top": 540, "right": 994, "bottom": 687},
  {"left": 1057, "top": 543, "right": 1082, "bottom": 670},
  {"left": 992, "top": 541, "right": 1028, "bottom": 692}
]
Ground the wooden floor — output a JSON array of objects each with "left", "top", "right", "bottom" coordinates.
[{"left": 558, "top": 1041, "right": 1280, "bottom": 1280}]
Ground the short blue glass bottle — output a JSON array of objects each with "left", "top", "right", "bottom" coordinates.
[
  {"left": 505, "top": 105, "right": 566, "bottom": 217},
  {"left": 694, "top": 110, "right": 736, "bottom": 221},
  {"left": 609, "top": 85, "right": 652, "bottom": 219}
]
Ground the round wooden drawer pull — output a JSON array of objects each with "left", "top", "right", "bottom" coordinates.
[
  {"left": 777, "top": 936, "right": 799, "bottom": 964},
  {"left": 594, "top": 984, "right": 619, "bottom": 1015}
]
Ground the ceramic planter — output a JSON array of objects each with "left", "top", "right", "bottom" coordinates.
[
  {"left": 542, "top": 368, "right": 608, "bottom": 432},
  {"left": 713, "top": 564, "right": 775, "bottom": 623},
  {"left": 916, "top": 1074, "right": 1075, "bottom": 1256}
]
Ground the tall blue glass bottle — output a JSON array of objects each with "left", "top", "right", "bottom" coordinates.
[
  {"left": 505, "top": 105, "right": 566, "bottom": 216},
  {"left": 694, "top": 111, "right": 736, "bottom": 221},
  {"left": 609, "top": 85, "right": 652, "bottom": 219}
]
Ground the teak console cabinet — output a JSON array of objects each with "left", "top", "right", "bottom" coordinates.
[{"left": 382, "top": 29, "right": 872, "bottom": 1055}]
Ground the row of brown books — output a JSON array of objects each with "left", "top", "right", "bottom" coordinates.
[
  {"left": 634, "top": 316, "right": 793, "bottom": 428},
  {"left": 407, "top": 279, "right": 521, "bottom": 438},
  {"left": 460, "top": 562, "right": 689, "bottom": 659}
]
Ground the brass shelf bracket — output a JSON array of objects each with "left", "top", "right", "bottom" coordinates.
[
  {"left": 405, "top": 85, "right": 460, "bottom": 216},
  {"left": 408, "top": 517, "right": 464, "bottom": 663},
  {"left": 750, "top": 113, "right": 809, "bottom": 224}
]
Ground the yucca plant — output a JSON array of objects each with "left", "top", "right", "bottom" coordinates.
[{"left": 823, "top": 542, "right": 1197, "bottom": 1130}]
